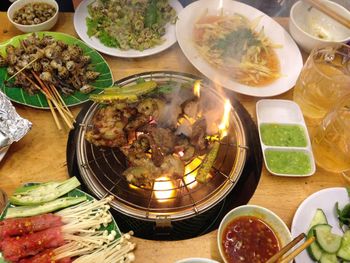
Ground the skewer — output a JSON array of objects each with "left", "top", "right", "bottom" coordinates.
[
  {"left": 7, "top": 57, "right": 39, "bottom": 81},
  {"left": 47, "top": 99, "right": 62, "bottom": 130},
  {"left": 266, "top": 233, "right": 305, "bottom": 263},
  {"left": 303, "top": 0, "right": 350, "bottom": 29},
  {"left": 49, "top": 84, "right": 74, "bottom": 119},
  {"left": 31, "top": 71, "right": 74, "bottom": 130}
]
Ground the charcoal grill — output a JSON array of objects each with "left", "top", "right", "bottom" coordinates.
[{"left": 67, "top": 71, "right": 262, "bottom": 240}]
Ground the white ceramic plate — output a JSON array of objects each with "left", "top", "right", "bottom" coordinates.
[
  {"left": 176, "top": 0, "right": 303, "bottom": 97},
  {"left": 291, "top": 187, "right": 349, "bottom": 263},
  {"left": 74, "top": 0, "right": 183, "bottom": 58}
]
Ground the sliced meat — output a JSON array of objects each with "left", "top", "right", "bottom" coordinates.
[
  {"left": 0, "top": 214, "right": 62, "bottom": 240},
  {"left": 2, "top": 227, "right": 64, "bottom": 262},
  {"left": 190, "top": 118, "right": 208, "bottom": 152},
  {"left": 160, "top": 155, "right": 185, "bottom": 179},
  {"left": 19, "top": 249, "right": 72, "bottom": 263}
]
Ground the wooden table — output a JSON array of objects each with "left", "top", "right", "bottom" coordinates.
[{"left": 0, "top": 12, "right": 347, "bottom": 263}]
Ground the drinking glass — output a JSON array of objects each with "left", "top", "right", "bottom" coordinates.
[
  {"left": 312, "top": 95, "right": 350, "bottom": 180},
  {"left": 293, "top": 44, "right": 350, "bottom": 120},
  {"left": 0, "top": 188, "right": 7, "bottom": 214}
]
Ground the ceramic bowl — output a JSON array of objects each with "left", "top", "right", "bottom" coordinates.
[
  {"left": 7, "top": 0, "right": 59, "bottom": 33},
  {"left": 217, "top": 205, "right": 292, "bottom": 263},
  {"left": 289, "top": 0, "right": 350, "bottom": 53}
]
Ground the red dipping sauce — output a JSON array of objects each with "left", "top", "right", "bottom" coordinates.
[{"left": 222, "top": 215, "right": 280, "bottom": 263}]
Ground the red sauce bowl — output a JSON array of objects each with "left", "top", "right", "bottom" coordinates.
[{"left": 217, "top": 205, "right": 292, "bottom": 263}]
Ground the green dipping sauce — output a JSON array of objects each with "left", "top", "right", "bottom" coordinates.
[
  {"left": 260, "top": 123, "right": 307, "bottom": 147},
  {"left": 265, "top": 150, "right": 312, "bottom": 175}
]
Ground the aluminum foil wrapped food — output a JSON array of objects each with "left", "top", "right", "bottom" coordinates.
[{"left": 0, "top": 91, "right": 32, "bottom": 149}]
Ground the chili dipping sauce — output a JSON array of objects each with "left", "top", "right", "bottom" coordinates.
[{"left": 222, "top": 215, "right": 280, "bottom": 263}]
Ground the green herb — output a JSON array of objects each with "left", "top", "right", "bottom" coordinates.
[
  {"left": 215, "top": 27, "right": 261, "bottom": 60},
  {"left": 86, "top": 17, "right": 98, "bottom": 37},
  {"left": 336, "top": 187, "right": 350, "bottom": 230},
  {"left": 144, "top": 0, "right": 158, "bottom": 28},
  {"left": 99, "top": 30, "right": 119, "bottom": 48}
]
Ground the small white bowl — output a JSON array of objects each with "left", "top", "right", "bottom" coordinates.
[
  {"left": 217, "top": 205, "right": 292, "bottom": 263},
  {"left": 7, "top": 0, "right": 59, "bottom": 33},
  {"left": 289, "top": 0, "right": 350, "bottom": 53}
]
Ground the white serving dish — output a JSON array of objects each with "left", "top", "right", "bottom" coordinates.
[
  {"left": 217, "top": 205, "right": 292, "bottom": 263},
  {"left": 7, "top": 0, "right": 59, "bottom": 33},
  {"left": 256, "top": 99, "right": 316, "bottom": 177},
  {"left": 289, "top": 0, "right": 350, "bottom": 53},
  {"left": 176, "top": 0, "right": 303, "bottom": 97}
]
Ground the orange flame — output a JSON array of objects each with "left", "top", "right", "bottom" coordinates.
[
  {"left": 218, "top": 99, "right": 231, "bottom": 138},
  {"left": 193, "top": 80, "right": 201, "bottom": 98},
  {"left": 183, "top": 157, "right": 202, "bottom": 189},
  {"left": 154, "top": 177, "right": 175, "bottom": 202}
]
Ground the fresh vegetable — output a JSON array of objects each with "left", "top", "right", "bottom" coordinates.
[
  {"left": 336, "top": 187, "right": 350, "bottom": 230},
  {"left": 10, "top": 177, "right": 81, "bottom": 205},
  {"left": 307, "top": 225, "right": 324, "bottom": 261},
  {"left": 90, "top": 81, "right": 158, "bottom": 103},
  {"left": 196, "top": 141, "right": 219, "bottom": 183},
  {"left": 319, "top": 253, "right": 338, "bottom": 263},
  {"left": 5, "top": 196, "right": 87, "bottom": 218},
  {"left": 314, "top": 224, "right": 342, "bottom": 253},
  {"left": 337, "top": 230, "right": 350, "bottom": 261},
  {"left": 310, "top": 208, "right": 329, "bottom": 227},
  {"left": 144, "top": 0, "right": 158, "bottom": 28}
]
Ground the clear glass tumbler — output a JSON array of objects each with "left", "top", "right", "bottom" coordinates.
[
  {"left": 312, "top": 95, "right": 350, "bottom": 178},
  {"left": 293, "top": 44, "right": 350, "bottom": 120}
]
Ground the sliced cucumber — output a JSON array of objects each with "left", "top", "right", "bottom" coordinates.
[
  {"left": 307, "top": 225, "right": 324, "bottom": 261},
  {"left": 319, "top": 252, "right": 338, "bottom": 263},
  {"left": 337, "top": 230, "right": 350, "bottom": 261},
  {"left": 309, "top": 208, "right": 328, "bottom": 228},
  {"left": 314, "top": 224, "right": 342, "bottom": 253}
]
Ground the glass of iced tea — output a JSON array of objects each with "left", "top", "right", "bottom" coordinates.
[
  {"left": 293, "top": 44, "right": 350, "bottom": 120},
  {"left": 312, "top": 95, "right": 350, "bottom": 179}
]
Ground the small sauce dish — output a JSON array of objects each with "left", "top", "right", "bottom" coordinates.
[
  {"left": 289, "top": 0, "right": 350, "bottom": 53},
  {"left": 217, "top": 205, "right": 292, "bottom": 263}
]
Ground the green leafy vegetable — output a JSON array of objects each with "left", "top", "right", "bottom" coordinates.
[
  {"left": 145, "top": 0, "right": 158, "bottom": 28},
  {"left": 215, "top": 27, "right": 261, "bottom": 60},
  {"left": 336, "top": 188, "right": 350, "bottom": 230}
]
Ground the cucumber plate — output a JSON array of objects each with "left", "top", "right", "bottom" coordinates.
[{"left": 291, "top": 188, "right": 350, "bottom": 263}]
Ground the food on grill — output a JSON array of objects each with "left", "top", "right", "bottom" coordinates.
[
  {"left": 0, "top": 182, "right": 136, "bottom": 262},
  {"left": 12, "top": 3, "right": 56, "bottom": 25},
  {"left": 85, "top": 80, "right": 225, "bottom": 187},
  {"left": 193, "top": 14, "right": 281, "bottom": 86},
  {"left": 1, "top": 33, "right": 100, "bottom": 95},
  {"left": 221, "top": 216, "right": 280, "bottom": 263},
  {"left": 86, "top": 0, "right": 177, "bottom": 51}
]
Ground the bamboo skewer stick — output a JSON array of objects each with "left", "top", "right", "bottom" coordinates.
[
  {"left": 303, "top": 0, "right": 350, "bottom": 29},
  {"left": 7, "top": 57, "right": 39, "bottom": 81},
  {"left": 266, "top": 233, "right": 306, "bottom": 263},
  {"left": 31, "top": 71, "right": 74, "bottom": 130},
  {"left": 49, "top": 84, "right": 74, "bottom": 119},
  {"left": 47, "top": 99, "right": 62, "bottom": 130},
  {"left": 279, "top": 236, "right": 316, "bottom": 263}
]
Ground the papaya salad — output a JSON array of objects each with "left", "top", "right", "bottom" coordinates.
[
  {"left": 86, "top": 0, "right": 177, "bottom": 51},
  {"left": 193, "top": 13, "right": 281, "bottom": 86}
]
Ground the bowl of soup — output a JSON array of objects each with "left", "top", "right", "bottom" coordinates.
[{"left": 217, "top": 205, "right": 292, "bottom": 263}]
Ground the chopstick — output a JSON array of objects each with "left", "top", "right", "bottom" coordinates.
[
  {"left": 303, "top": 0, "right": 350, "bottom": 29},
  {"left": 266, "top": 233, "right": 315, "bottom": 263}
]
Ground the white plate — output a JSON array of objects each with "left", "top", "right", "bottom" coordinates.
[
  {"left": 176, "top": 0, "right": 303, "bottom": 97},
  {"left": 256, "top": 99, "right": 315, "bottom": 177},
  {"left": 291, "top": 187, "right": 350, "bottom": 263},
  {"left": 74, "top": 0, "right": 183, "bottom": 58}
]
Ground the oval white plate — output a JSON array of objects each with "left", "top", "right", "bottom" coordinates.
[
  {"left": 291, "top": 187, "right": 349, "bottom": 263},
  {"left": 74, "top": 0, "right": 183, "bottom": 58},
  {"left": 176, "top": 0, "right": 303, "bottom": 97}
]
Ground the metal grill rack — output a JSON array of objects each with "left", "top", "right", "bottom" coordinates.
[{"left": 67, "top": 71, "right": 262, "bottom": 240}]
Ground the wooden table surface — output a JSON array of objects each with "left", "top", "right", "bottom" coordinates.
[{"left": 0, "top": 12, "right": 347, "bottom": 263}]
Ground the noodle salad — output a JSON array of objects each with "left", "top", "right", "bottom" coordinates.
[
  {"left": 193, "top": 13, "right": 281, "bottom": 86},
  {"left": 86, "top": 0, "right": 177, "bottom": 51}
]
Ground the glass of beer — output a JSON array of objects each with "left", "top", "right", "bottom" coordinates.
[
  {"left": 293, "top": 44, "right": 350, "bottom": 120},
  {"left": 312, "top": 95, "right": 350, "bottom": 179}
]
